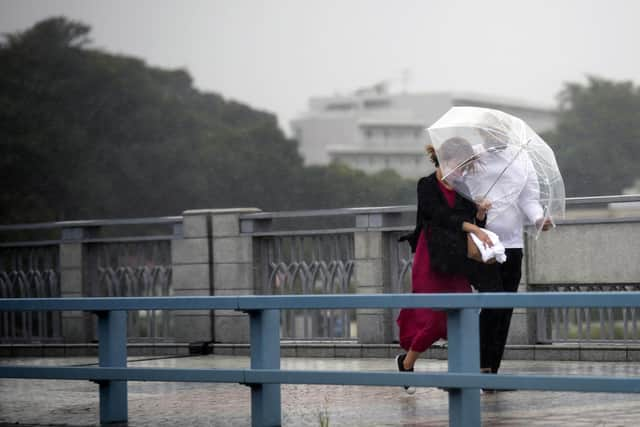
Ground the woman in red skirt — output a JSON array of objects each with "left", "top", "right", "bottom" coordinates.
[{"left": 396, "top": 139, "right": 491, "bottom": 394}]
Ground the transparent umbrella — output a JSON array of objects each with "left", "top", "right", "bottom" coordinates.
[{"left": 427, "top": 106, "right": 565, "bottom": 238}]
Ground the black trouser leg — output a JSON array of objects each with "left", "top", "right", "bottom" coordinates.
[
  {"left": 479, "top": 309, "right": 500, "bottom": 370},
  {"left": 475, "top": 263, "right": 502, "bottom": 371},
  {"left": 491, "top": 249, "right": 523, "bottom": 373},
  {"left": 475, "top": 248, "right": 523, "bottom": 373}
]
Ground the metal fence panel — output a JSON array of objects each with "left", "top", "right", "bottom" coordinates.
[
  {"left": 254, "top": 234, "right": 355, "bottom": 339},
  {"left": 535, "top": 284, "right": 640, "bottom": 343},
  {"left": 86, "top": 241, "right": 172, "bottom": 340},
  {"left": 0, "top": 246, "right": 61, "bottom": 342}
]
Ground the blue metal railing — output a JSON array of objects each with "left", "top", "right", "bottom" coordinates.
[{"left": 2, "top": 293, "right": 640, "bottom": 427}]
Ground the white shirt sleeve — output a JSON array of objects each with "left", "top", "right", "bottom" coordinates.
[{"left": 518, "top": 153, "right": 544, "bottom": 224}]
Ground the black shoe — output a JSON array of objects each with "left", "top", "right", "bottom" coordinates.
[
  {"left": 395, "top": 353, "right": 416, "bottom": 395},
  {"left": 481, "top": 368, "right": 499, "bottom": 393}
]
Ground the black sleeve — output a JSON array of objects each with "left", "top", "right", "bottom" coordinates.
[
  {"left": 463, "top": 197, "right": 485, "bottom": 227},
  {"left": 476, "top": 216, "right": 487, "bottom": 228},
  {"left": 417, "top": 177, "right": 470, "bottom": 232}
]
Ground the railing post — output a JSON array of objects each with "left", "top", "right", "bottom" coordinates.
[
  {"left": 210, "top": 209, "right": 260, "bottom": 343},
  {"left": 354, "top": 213, "right": 389, "bottom": 343},
  {"left": 60, "top": 227, "right": 87, "bottom": 342},
  {"left": 173, "top": 209, "right": 260, "bottom": 344},
  {"left": 172, "top": 210, "right": 216, "bottom": 343},
  {"left": 97, "top": 310, "right": 128, "bottom": 424},
  {"left": 249, "top": 309, "right": 281, "bottom": 427},
  {"left": 447, "top": 308, "right": 480, "bottom": 427}
]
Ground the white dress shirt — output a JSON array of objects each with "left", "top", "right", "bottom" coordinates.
[{"left": 464, "top": 146, "right": 544, "bottom": 248}]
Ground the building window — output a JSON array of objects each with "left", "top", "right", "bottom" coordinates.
[
  {"left": 363, "top": 99, "right": 391, "bottom": 109},
  {"left": 326, "top": 103, "right": 355, "bottom": 111}
]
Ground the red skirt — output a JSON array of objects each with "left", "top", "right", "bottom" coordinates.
[{"left": 397, "top": 229, "right": 471, "bottom": 352}]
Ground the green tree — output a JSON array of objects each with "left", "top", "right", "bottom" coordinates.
[
  {"left": 545, "top": 76, "right": 640, "bottom": 196},
  {"left": 0, "top": 17, "right": 415, "bottom": 225}
]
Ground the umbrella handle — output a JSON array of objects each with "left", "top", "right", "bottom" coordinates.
[{"left": 533, "top": 206, "right": 555, "bottom": 239}]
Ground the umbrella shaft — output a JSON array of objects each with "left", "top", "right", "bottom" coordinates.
[{"left": 482, "top": 143, "right": 528, "bottom": 200}]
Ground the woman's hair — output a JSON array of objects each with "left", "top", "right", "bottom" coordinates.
[
  {"left": 425, "top": 144, "right": 439, "bottom": 166},
  {"left": 430, "top": 137, "right": 478, "bottom": 173}
]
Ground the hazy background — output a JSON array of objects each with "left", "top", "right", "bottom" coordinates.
[
  {"left": 1, "top": 0, "right": 639, "bottom": 223},
  {"left": 2, "top": 0, "right": 638, "bottom": 134}
]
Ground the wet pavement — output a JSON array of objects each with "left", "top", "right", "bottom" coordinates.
[{"left": 1, "top": 355, "right": 640, "bottom": 426}]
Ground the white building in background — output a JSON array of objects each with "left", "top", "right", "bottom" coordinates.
[{"left": 290, "top": 88, "right": 557, "bottom": 179}]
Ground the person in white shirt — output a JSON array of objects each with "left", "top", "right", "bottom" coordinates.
[{"left": 464, "top": 130, "right": 551, "bottom": 384}]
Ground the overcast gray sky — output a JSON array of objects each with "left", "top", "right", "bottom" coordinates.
[{"left": 1, "top": 0, "right": 638, "bottom": 135}]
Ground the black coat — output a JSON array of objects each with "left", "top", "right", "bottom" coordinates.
[{"left": 400, "top": 173, "right": 483, "bottom": 274}]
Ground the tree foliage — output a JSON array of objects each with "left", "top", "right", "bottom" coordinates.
[
  {"left": 0, "top": 17, "right": 414, "bottom": 224},
  {"left": 545, "top": 76, "right": 640, "bottom": 196}
]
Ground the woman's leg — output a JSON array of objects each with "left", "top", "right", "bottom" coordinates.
[
  {"left": 402, "top": 311, "right": 447, "bottom": 369},
  {"left": 403, "top": 349, "right": 421, "bottom": 370}
]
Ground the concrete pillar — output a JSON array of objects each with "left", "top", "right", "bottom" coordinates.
[
  {"left": 171, "top": 210, "right": 215, "bottom": 342},
  {"left": 354, "top": 213, "right": 390, "bottom": 344},
  {"left": 211, "top": 209, "right": 260, "bottom": 344},
  {"left": 171, "top": 209, "right": 259, "bottom": 344},
  {"left": 59, "top": 228, "right": 86, "bottom": 342}
]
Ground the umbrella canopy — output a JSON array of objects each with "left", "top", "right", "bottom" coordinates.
[{"left": 427, "top": 106, "right": 565, "bottom": 237}]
